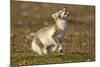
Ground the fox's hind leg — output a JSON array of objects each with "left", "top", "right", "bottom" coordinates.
[{"left": 31, "top": 37, "right": 43, "bottom": 55}]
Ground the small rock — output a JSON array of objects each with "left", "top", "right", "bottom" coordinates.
[
  {"left": 17, "top": 20, "right": 23, "bottom": 26},
  {"left": 44, "top": 21, "right": 48, "bottom": 26},
  {"left": 21, "top": 11, "right": 29, "bottom": 16},
  {"left": 30, "top": 32, "right": 35, "bottom": 36},
  {"left": 82, "top": 43, "right": 86, "bottom": 46},
  {"left": 87, "top": 59, "right": 90, "bottom": 62},
  {"left": 74, "top": 32, "right": 79, "bottom": 36}
]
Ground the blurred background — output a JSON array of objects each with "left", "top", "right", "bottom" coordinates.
[{"left": 11, "top": 1, "right": 95, "bottom": 66}]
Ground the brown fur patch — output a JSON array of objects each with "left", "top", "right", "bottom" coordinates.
[{"left": 34, "top": 36, "right": 44, "bottom": 48}]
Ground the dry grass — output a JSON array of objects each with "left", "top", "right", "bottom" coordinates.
[{"left": 11, "top": 1, "right": 95, "bottom": 66}]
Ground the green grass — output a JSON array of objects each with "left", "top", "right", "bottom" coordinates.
[
  {"left": 11, "top": 1, "right": 95, "bottom": 66},
  {"left": 11, "top": 52, "right": 89, "bottom": 65}
]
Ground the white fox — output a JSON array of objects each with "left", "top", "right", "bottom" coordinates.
[{"left": 31, "top": 7, "right": 69, "bottom": 55}]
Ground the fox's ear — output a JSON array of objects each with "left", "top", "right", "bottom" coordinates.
[
  {"left": 63, "top": 7, "right": 69, "bottom": 16},
  {"left": 62, "top": 7, "right": 66, "bottom": 11},
  {"left": 62, "top": 7, "right": 70, "bottom": 12}
]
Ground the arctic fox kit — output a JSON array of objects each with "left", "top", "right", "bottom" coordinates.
[{"left": 31, "top": 7, "right": 69, "bottom": 55}]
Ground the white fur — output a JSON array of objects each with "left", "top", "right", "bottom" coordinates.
[{"left": 31, "top": 8, "right": 68, "bottom": 55}]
